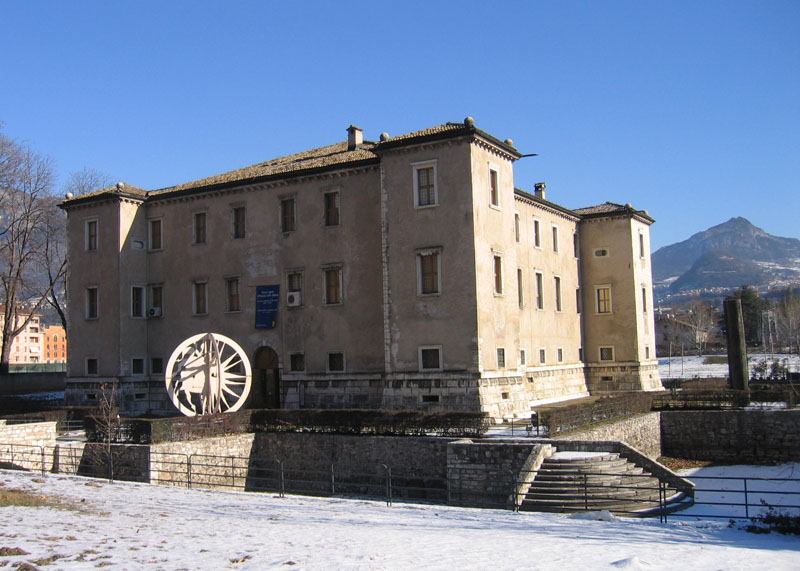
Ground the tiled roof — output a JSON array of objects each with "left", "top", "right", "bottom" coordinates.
[
  {"left": 61, "top": 120, "right": 520, "bottom": 205},
  {"left": 154, "top": 141, "right": 380, "bottom": 195},
  {"left": 574, "top": 202, "right": 654, "bottom": 223},
  {"left": 376, "top": 122, "right": 468, "bottom": 144},
  {"left": 59, "top": 183, "right": 148, "bottom": 208},
  {"left": 573, "top": 202, "right": 629, "bottom": 215},
  {"left": 514, "top": 188, "right": 579, "bottom": 220}
]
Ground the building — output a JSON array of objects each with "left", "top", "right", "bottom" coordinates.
[
  {"left": 0, "top": 307, "right": 44, "bottom": 364},
  {"left": 60, "top": 119, "right": 661, "bottom": 418},
  {"left": 42, "top": 325, "right": 67, "bottom": 364}
]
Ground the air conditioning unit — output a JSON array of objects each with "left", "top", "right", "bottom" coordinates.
[
  {"left": 148, "top": 307, "right": 162, "bottom": 318},
  {"left": 286, "top": 292, "right": 302, "bottom": 307}
]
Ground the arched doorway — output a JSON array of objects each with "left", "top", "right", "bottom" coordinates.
[{"left": 252, "top": 346, "right": 281, "bottom": 408}]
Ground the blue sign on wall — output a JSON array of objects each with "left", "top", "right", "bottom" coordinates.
[{"left": 255, "top": 285, "right": 280, "bottom": 329}]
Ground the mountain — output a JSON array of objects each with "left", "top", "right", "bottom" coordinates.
[{"left": 652, "top": 218, "right": 800, "bottom": 300}]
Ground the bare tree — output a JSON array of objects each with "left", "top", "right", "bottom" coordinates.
[
  {"left": 0, "top": 127, "right": 61, "bottom": 374},
  {"left": 64, "top": 166, "right": 113, "bottom": 196},
  {"left": 40, "top": 168, "right": 113, "bottom": 334},
  {"left": 89, "top": 381, "right": 121, "bottom": 480},
  {"left": 775, "top": 289, "right": 800, "bottom": 354},
  {"left": 683, "top": 299, "right": 717, "bottom": 356}
]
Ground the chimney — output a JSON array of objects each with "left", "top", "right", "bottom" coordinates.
[
  {"left": 347, "top": 125, "right": 363, "bottom": 151},
  {"left": 534, "top": 182, "right": 546, "bottom": 200}
]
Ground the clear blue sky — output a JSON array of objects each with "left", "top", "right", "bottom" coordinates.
[{"left": 1, "top": 1, "right": 797, "bottom": 250}]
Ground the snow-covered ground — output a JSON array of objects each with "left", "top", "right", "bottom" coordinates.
[
  {"left": 658, "top": 354, "right": 800, "bottom": 379},
  {"left": 1, "top": 466, "right": 798, "bottom": 570}
]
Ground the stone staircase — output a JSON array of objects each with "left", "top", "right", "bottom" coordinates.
[{"left": 519, "top": 451, "right": 691, "bottom": 516}]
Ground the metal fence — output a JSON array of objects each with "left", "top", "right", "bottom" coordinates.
[{"left": 2, "top": 442, "right": 798, "bottom": 522}]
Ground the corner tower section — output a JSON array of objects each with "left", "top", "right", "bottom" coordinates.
[{"left": 576, "top": 203, "right": 662, "bottom": 393}]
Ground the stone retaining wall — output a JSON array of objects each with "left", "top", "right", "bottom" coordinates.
[
  {"left": 446, "top": 439, "right": 549, "bottom": 508},
  {"left": 0, "top": 420, "right": 57, "bottom": 448},
  {"left": 560, "top": 412, "right": 662, "bottom": 459},
  {"left": 661, "top": 409, "right": 800, "bottom": 463}
]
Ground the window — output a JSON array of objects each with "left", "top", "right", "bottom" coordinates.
[
  {"left": 642, "top": 287, "right": 648, "bottom": 312},
  {"left": 645, "top": 346, "right": 650, "bottom": 359},
  {"left": 539, "top": 349, "right": 546, "bottom": 364},
  {"left": 86, "top": 358, "right": 98, "bottom": 376},
  {"left": 419, "top": 346, "right": 443, "bottom": 371},
  {"left": 514, "top": 213, "right": 520, "bottom": 242},
  {"left": 554, "top": 277, "right": 562, "bottom": 312},
  {"left": 280, "top": 197, "right": 296, "bottom": 232},
  {"left": 232, "top": 206, "right": 246, "bottom": 239},
  {"left": 573, "top": 233, "right": 579, "bottom": 258},
  {"left": 85, "top": 287, "right": 98, "bottom": 319},
  {"left": 520, "top": 349, "right": 526, "bottom": 366},
  {"left": 595, "top": 249, "right": 608, "bottom": 257},
  {"left": 600, "top": 347, "right": 614, "bottom": 361},
  {"left": 639, "top": 233, "right": 645, "bottom": 258},
  {"left": 151, "top": 357, "right": 164, "bottom": 374},
  {"left": 193, "top": 281, "right": 207, "bottom": 315},
  {"left": 493, "top": 255, "right": 503, "bottom": 295},
  {"left": 413, "top": 161, "right": 437, "bottom": 207},
  {"left": 421, "top": 395, "right": 440, "bottom": 403},
  {"left": 496, "top": 348, "right": 505, "bottom": 368},
  {"left": 324, "top": 191, "right": 340, "bottom": 226},
  {"left": 226, "top": 277, "right": 241, "bottom": 312},
  {"left": 193, "top": 212, "right": 207, "bottom": 244},
  {"left": 533, "top": 218, "right": 541, "bottom": 248},
  {"left": 287, "top": 271, "right": 303, "bottom": 306},
  {"left": 579, "top": 347, "right": 583, "bottom": 361},
  {"left": 150, "top": 285, "right": 163, "bottom": 312},
  {"left": 328, "top": 352, "right": 345, "bottom": 372},
  {"left": 535, "top": 272, "right": 544, "bottom": 310},
  {"left": 149, "top": 219, "right": 162, "bottom": 250},
  {"left": 596, "top": 286, "right": 612, "bottom": 314},
  {"left": 324, "top": 266, "right": 342, "bottom": 305},
  {"left": 557, "top": 348, "right": 564, "bottom": 363},
  {"left": 517, "top": 268, "right": 524, "bottom": 308},
  {"left": 85, "top": 219, "right": 98, "bottom": 251},
  {"left": 131, "top": 286, "right": 145, "bottom": 318},
  {"left": 290, "top": 353, "right": 305, "bottom": 372},
  {"left": 489, "top": 168, "right": 499, "bottom": 207},
  {"left": 552, "top": 225, "right": 559, "bottom": 252},
  {"left": 576, "top": 288, "right": 581, "bottom": 314},
  {"left": 131, "top": 358, "right": 145, "bottom": 376},
  {"left": 417, "top": 250, "right": 440, "bottom": 295}
]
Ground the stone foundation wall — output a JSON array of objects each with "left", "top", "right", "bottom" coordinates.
[
  {"left": 586, "top": 362, "right": 662, "bottom": 394},
  {"left": 478, "top": 376, "right": 530, "bottom": 419},
  {"left": 525, "top": 364, "right": 590, "bottom": 405},
  {"left": 661, "top": 409, "right": 800, "bottom": 463},
  {"left": 559, "top": 412, "right": 662, "bottom": 459}
]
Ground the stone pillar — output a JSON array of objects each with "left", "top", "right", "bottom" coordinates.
[{"left": 724, "top": 299, "right": 749, "bottom": 397}]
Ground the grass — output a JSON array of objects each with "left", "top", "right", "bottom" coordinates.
[
  {"left": 0, "top": 482, "right": 84, "bottom": 511},
  {"left": 658, "top": 457, "right": 715, "bottom": 470}
]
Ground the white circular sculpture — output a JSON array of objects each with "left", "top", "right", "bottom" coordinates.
[{"left": 165, "top": 333, "right": 252, "bottom": 416}]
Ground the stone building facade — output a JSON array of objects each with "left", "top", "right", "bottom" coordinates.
[{"left": 60, "top": 119, "right": 661, "bottom": 418}]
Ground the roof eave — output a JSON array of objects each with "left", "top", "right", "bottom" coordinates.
[{"left": 150, "top": 156, "right": 381, "bottom": 201}]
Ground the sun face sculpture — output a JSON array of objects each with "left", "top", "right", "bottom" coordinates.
[{"left": 165, "top": 333, "right": 252, "bottom": 416}]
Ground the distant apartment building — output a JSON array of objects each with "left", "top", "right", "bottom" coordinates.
[
  {"left": 60, "top": 119, "right": 661, "bottom": 417},
  {"left": 42, "top": 325, "right": 67, "bottom": 363},
  {"left": 0, "top": 307, "right": 44, "bottom": 364}
]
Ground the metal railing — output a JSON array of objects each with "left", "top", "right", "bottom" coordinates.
[
  {"left": 1, "top": 443, "right": 798, "bottom": 521},
  {"left": 663, "top": 474, "right": 800, "bottom": 521}
]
